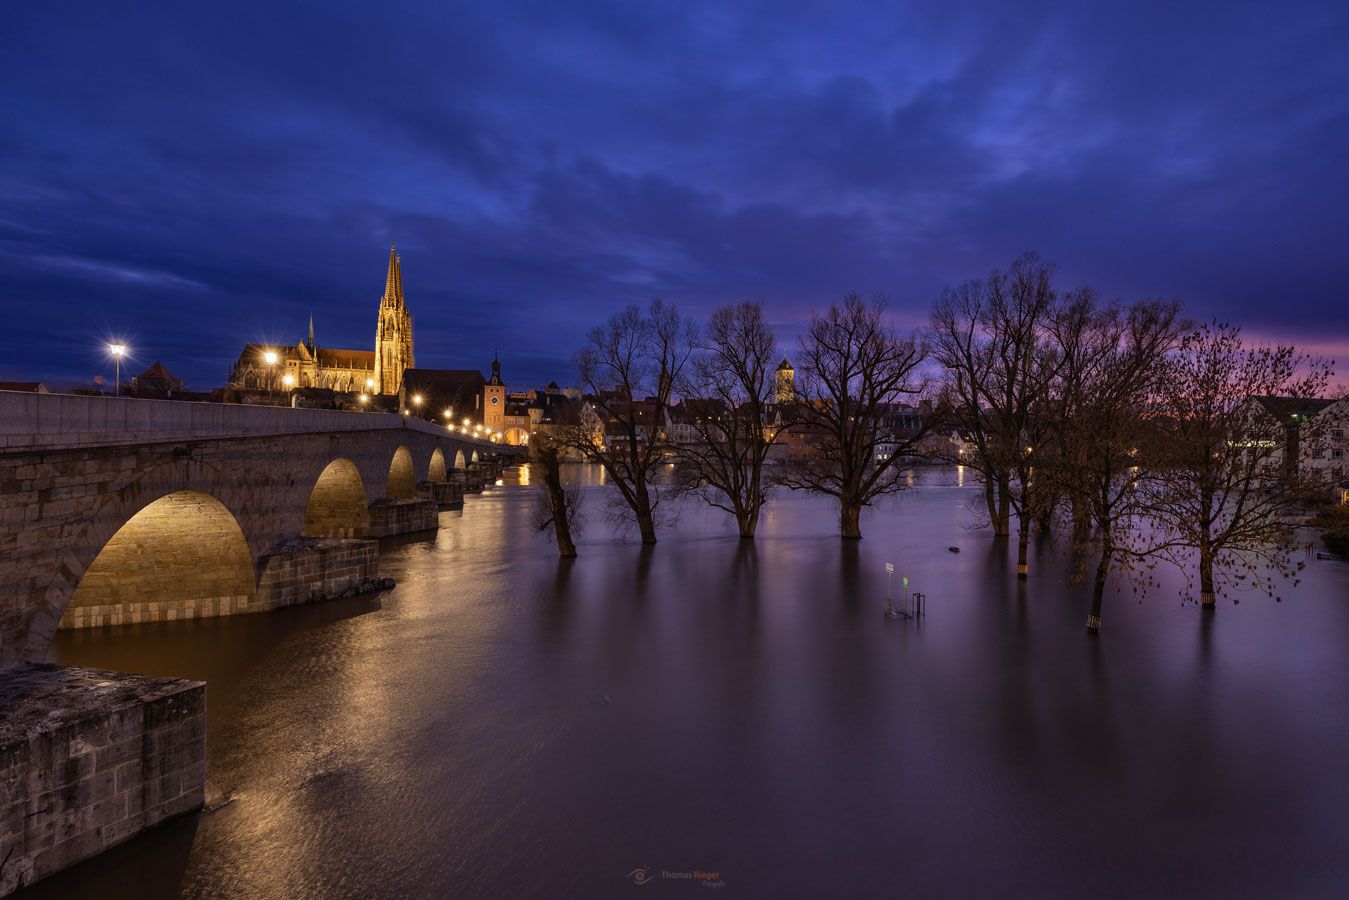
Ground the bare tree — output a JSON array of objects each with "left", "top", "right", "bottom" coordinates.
[
  {"left": 674, "top": 301, "right": 779, "bottom": 538},
  {"left": 1145, "top": 321, "right": 1333, "bottom": 608},
  {"left": 561, "top": 299, "right": 696, "bottom": 544},
  {"left": 930, "top": 253, "right": 1063, "bottom": 576},
  {"left": 1049, "top": 294, "right": 1185, "bottom": 632},
  {"left": 778, "top": 293, "right": 934, "bottom": 538},
  {"left": 530, "top": 432, "right": 584, "bottom": 557}
]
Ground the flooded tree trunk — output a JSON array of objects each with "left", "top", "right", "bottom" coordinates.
[
  {"left": 1199, "top": 537, "right": 1216, "bottom": 609},
  {"left": 634, "top": 481, "right": 657, "bottom": 544},
  {"left": 636, "top": 512, "right": 657, "bottom": 544},
  {"left": 1016, "top": 516, "right": 1031, "bottom": 578},
  {"left": 984, "top": 475, "right": 1000, "bottom": 532},
  {"left": 544, "top": 469, "right": 576, "bottom": 559},
  {"left": 1087, "top": 539, "right": 1112, "bottom": 633},
  {"left": 738, "top": 504, "right": 760, "bottom": 540},
  {"left": 995, "top": 476, "right": 1012, "bottom": 536},
  {"left": 840, "top": 501, "right": 862, "bottom": 539}
]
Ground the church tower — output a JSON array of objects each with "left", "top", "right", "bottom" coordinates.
[
  {"left": 484, "top": 352, "right": 506, "bottom": 433},
  {"left": 775, "top": 357, "right": 795, "bottom": 403},
  {"left": 373, "top": 244, "right": 414, "bottom": 395}
]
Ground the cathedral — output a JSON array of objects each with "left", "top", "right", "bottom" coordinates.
[{"left": 228, "top": 245, "right": 414, "bottom": 395}]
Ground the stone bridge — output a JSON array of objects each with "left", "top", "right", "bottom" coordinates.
[{"left": 0, "top": 391, "right": 525, "bottom": 667}]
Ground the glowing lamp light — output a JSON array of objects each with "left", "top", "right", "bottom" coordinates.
[
  {"left": 413, "top": 394, "right": 423, "bottom": 406},
  {"left": 282, "top": 374, "right": 295, "bottom": 388},
  {"left": 108, "top": 343, "right": 128, "bottom": 397},
  {"left": 366, "top": 378, "right": 375, "bottom": 389},
  {"left": 263, "top": 350, "right": 278, "bottom": 366},
  {"left": 359, "top": 393, "right": 369, "bottom": 404}
]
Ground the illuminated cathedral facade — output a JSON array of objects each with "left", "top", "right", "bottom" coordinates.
[{"left": 228, "top": 245, "right": 414, "bottom": 395}]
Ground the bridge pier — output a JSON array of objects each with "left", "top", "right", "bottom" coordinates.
[
  {"left": 366, "top": 499, "right": 439, "bottom": 538},
  {"left": 0, "top": 664, "right": 206, "bottom": 897},
  {"left": 419, "top": 480, "right": 464, "bottom": 510},
  {"left": 464, "top": 464, "right": 488, "bottom": 493},
  {"left": 257, "top": 538, "right": 381, "bottom": 608}
]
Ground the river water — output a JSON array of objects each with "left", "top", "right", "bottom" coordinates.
[{"left": 33, "top": 465, "right": 1349, "bottom": 898}]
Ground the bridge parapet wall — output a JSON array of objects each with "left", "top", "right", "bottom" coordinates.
[{"left": 0, "top": 390, "right": 501, "bottom": 453}]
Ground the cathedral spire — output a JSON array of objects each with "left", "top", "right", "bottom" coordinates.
[
  {"left": 383, "top": 242, "right": 404, "bottom": 307},
  {"left": 307, "top": 313, "right": 315, "bottom": 351},
  {"left": 374, "top": 243, "right": 414, "bottom": 394}
]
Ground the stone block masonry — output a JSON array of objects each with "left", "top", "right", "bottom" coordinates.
[
  {"left": 366, "top": 499, "right": 438, "bottom": 537},
  {"left": 420, "top": 480, "right": 464, "bottom": 509},
  {"left": 460, "top": 468, "right": 485, "bottom": 493},
  {"left": 59, "top": 490, "right": 260, "bottom": 630},
  {"left": 0, "top": 664, "right": 206, "bottom": 896},
  {"left": 257, "top": 538, "right": 380, "bottom": 608}
]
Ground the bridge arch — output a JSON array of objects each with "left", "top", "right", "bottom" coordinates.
[
  {"left": 453, "top": 449, "right": 466, "bottom": 470},
  {"left": 302, "top": 458, "right": 369, "bottom": 538},
  {"left": 504, "top": 427, "right": 529, "bottom": 446},
  {"left": 428, "top": 448, "right": 447, "bottom": 483},
  {"left": 59, "top": 490, "right": 256, "bottom": 629},
  {"left": 470, "top": 450, "right": 480, "bottom": 464},
  {"left": 388, "top": 445, "right": 416, "bottom": 499}
]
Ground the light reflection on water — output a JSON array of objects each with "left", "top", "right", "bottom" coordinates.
[{"left": 39, "top": 466, "right": 1349, "bottom": 899}]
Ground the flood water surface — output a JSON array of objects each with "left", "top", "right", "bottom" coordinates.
[{"left": 36, "top": 466, "right": 1349, "bottom": 898}]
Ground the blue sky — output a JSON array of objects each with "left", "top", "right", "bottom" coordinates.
[{"left": 2, "top": 0, "right": 1346, "bottom": 390}]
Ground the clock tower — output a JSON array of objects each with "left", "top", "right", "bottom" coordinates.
[{"left": 484, "top": 352, "right": 506, "bottom": 434}]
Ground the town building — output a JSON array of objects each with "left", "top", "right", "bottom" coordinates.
[
  {"left": 399, "top": 368, "right": 488, "bottom": 428},
  {"left": 127, "top": 362, "right": 184, "bottom": 399},
  {"left": 400, "top": 356, "right": 576, "bottom": 445},
  {"left": 1251, "top": 395, "right": 1349, "bottom": 485}
]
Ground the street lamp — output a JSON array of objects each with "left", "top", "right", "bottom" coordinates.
[
  {"left": 108, "top": 343, "right": 126, "bottom": 397},
  {"left": 262, "top": 349, "right": 279, "bottom": 401},
  {"left": 359, "top": 393, "right": 369, "bottom": 405}
]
